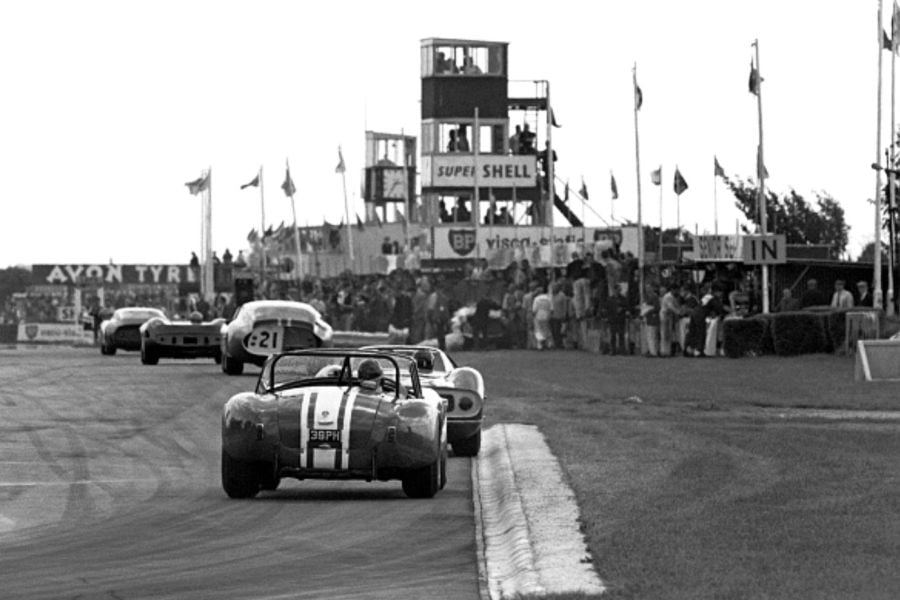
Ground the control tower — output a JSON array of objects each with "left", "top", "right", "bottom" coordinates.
[{"left": 419, "top": 38, "right": 581, "bottom": 260}]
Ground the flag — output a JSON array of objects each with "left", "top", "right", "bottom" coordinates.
[
  {"left": 634, "top": 81, "right": 643, "bottom": 111},
  {"left": 757, "top": 145, "right": 769, "bottom": 180},
  {"left": 247, "top": 228, "right": 258, "bottom": 244},
  {"left": 550, "top": 107, "right": 561, "bottom": 128},
  {"left": 335, "top": 147, "right": 346, "bottom": 174},
  {"left": 749, "top": 59, "right": 760, "bottom": 96},
  {"left": 281, "top": 166, "right": 296, "bottom": 196},
  {"left": 884, "top": 29, "right": 894, "bottom": 52},
  {"left": 579, "top": 177, "right": 589, "bottom": 200},
  {"left": 674, "top": 168, "right": 688, "bottom": 195},
  {"left": 356, "top": 213, "right": 365, "bottom": 231},
  {"left": 263, "top": 225, "right": 275, "bottom": 239},
  {"left": 564, "top": 179, "right": 570, "bottom": 203},
  {"left": 610, "top": 173, "right": 619, "bottom": 200},
  {"left": 650, "top": 167, "right": 662, "bottom": 185},
  {"left": 185, "top": 172, "right": 209, "bottom": 195},
  {"left": 240, "top": 173, "right": 259, "bottom": 190},
  {"left": 714, "top": 156, "right": 725, "bottom": 178}
]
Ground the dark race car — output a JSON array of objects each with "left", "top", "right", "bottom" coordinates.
[
  {"left": 220, "top": 300, "right": 333, "bottom": 375},
  {"left": 362, "top": 345, "right": 484, "bottom": 456},
  {"left": 139, "top": 311, "right": 226, "bottom": 365},
  {"left": 221, "top": 349, "right": 448, "bottom": 499},
  {"left": 99, "top": 307, "right": 166, "bottom": 355}
]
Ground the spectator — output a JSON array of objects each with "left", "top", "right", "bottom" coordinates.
[
  {"left": 658, "top": 284, "right": 680, "bottom": 357},
  {"left": 519, "top": 123, "right": 536, "bottom": 154},
  {"left": 799, "top": 278, "right": 829, "bottom": 308},
  {"left": 641, "top": 284, "right": 661, "bottom": 357},
  {"left": 607, "top": 284, "right": 628, "bottom": 355},
  {"left": 212, "top": 251, "right": 221, "bottom": 265},
  {"left": 426, "top": 281, "right": 451, "bottom": 350},
  {"left": 447, "top": 130, "right": 458, "bottom": 152},
  {"left": 550, "top": 282, "right": 569, "bottom": 350},
  {"left": 410, "top": 278, "right": 430, "bottom": 344},
  {"left": 234, "top": 250, "right": 247, "bottom": 268},
  {"left": 457, "top": 126, "right": 470, "bottom": 152},
  {"left": 509, "top": 125, "right": 521, "bottom": 155},
  {"left": 381, "top": 237, "right": 393, "bottom": 255},
  {"left": 472, "top": 294, "right": 500, "bottom": 349},
  {"left": 775, "top": 288, "right": 800, "bottom": 312},
  {"left": 830, "top": 279, "right": 854, "bottom": 309},
  {"left": 222, "top": 249, "right": 233, "bottom": 265},
  {"left": 521, "top": 280, "right": 539, "bottom": 349},
  {"left": 857, "top": 281, "right": 874, "bottom": 307},
  {"left": 531, "top": 285, "right": 552, "bottom": 350},
  {"left": 190, "top": 252, "right": 199, "bottom": 269}
]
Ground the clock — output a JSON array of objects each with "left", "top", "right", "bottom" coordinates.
[{"left": 381, "top": 168, "right": 406, "bottom": 199}]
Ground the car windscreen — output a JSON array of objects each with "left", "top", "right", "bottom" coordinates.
[
  {"left": 117, "top": 309, "right": 163, "bottom": 321},
  {"left": 374, "top": 348, "right": 447, "bottom": 373},
  {"left": 267, "top": 354, "right": 401, "bottom": 392}
]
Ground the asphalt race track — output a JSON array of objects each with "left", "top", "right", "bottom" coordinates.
[{"left": 0, "top": 347, "right": 481, "bottom": 600}]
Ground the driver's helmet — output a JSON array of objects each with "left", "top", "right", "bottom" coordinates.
[
  {"left": 357, "top": 359, "right": 383, "bottom": 381},
  {"left": 413, "top": 348, "right": 434, "bottom": 372}
]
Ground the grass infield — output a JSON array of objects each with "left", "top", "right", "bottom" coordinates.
[{"left": 460, "top": 351, "right": 900, "bottom": 600}]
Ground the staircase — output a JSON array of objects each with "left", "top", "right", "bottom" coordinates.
[{"left": 553, "top": 193, "right": 583, "bottom": 227}]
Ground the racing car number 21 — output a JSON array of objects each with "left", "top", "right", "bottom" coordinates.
[{"left": 245, "top": 325, "right": 284, "bottom": 354}]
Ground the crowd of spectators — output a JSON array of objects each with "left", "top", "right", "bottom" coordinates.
[{"left": 7, "top": 243, "right": 882, "bottom": 358}]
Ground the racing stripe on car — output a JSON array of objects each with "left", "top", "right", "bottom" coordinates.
[
  {"left": 310, "top": 390, "right": 342, "bottom": 469},
  {"left": 335, "top": 388, "right": 357, "bottom": 470},
  {"left": 299, "top": 391, "right": 316, "bottom": 467}
]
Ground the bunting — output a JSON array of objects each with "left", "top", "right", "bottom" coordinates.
[
  {"left": 714, "top": 156, "right": 725, "bottom": 178},
  {"left": 281, "top": 166, "right": 296, "bottom": 197},
  {"left": 579, "top": 177, "right": 589, "bottom": 201},
  {"left": 748, "top": 59, "right": 760, "bottom": 96},
  {"left": 674, "top": 168, "right": 688, "bottom": 195},
  {"left": 240, "top": 174, "right": 259, "bottom": 190},
  {"left": 610, "top": 173, "right": 618, "bottom": 200},
  {"left": 650, "top": 167, "right": 662, "bottom": 186},
  {"left": 335, "top": 146, "right": 346, "bottom": 174},
  {"left": 185, "top": 172, "right": 210, "bottom": 195},
  {"left": 550, "top": 108, "right": 561, "bottom": 128},
  {"left": 634, "top": 81, "right": 643, "bottom": 111}
]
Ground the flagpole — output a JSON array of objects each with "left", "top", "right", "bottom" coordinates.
[
  {"left": 876, "top": 2, "right": 886, "bottom": 310},
  {"left": 889, "top": 21, "right": 897, "bottom": 315},
  {"left": 207, "top": 167, "right": 214, "bottom": 301},
  {"left": 658, "top": 166, "right": 663, "bottom": 262},
  {"left": 676, "top": 166, "right": 681, "bottom": 242},
  {"left": 339, "top": 145, "right": 354, "bottom": 270},
  {"left": 633, "top": 63, "right": 645, "bottom": 311},
  {"left": 473, "top": 108, "right": 481, "bottom": 261},
  {"left": 400, "top": 133, "right": 410, "bottom": 254},
  {"left": 258, "top": 165, "right": 267, "bottom": 291},
  {"left": 713, "top": 158, "right": 719, "bottom": 235},
  {"left": 546, "top": 80, "right": 555, "bottom": 228},
  {"left": 287, "top": 159, "right": 304, "bottom": 283},
  {"left": 754, "top": 39, "right": 770, "bottom": 314}
]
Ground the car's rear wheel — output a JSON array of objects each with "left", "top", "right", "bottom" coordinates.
[
  {"left": 221, "top": 449, "right": 259, "bottom": 498},
  {"left": 452, "top": 431, "right": 481, "bottom": 457},
  {"left": 402, "top": 457, "right": 440, "bottom": 499},
  {"left": 221, "top": 353, "right": 243, "bottom": 375},
  {"left": 140, "top": 343, "right": 158, "bottom": 365},
  {"left": 257, "top": 463, "right": 280, "bottom": 491},
  {"left": 105, "top": 344, "right": 117, "bottom": 356}
]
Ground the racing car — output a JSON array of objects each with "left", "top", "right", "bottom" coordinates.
[
  {"left": 363, "top": 345, "right": 484, "bottom": 456},
  {"left": 99, "top": 307, "right": 166, "bottom": 355},
  {"left": 220, "top": 300, "right": 333, "bottom": 375},
  {"left": 221, "top": 349, "right": 447, "bottom": 499},
  {"left": 139, "top": 311, "right": 226, "bottom": 365}
]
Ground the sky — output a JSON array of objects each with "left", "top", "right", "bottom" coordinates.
[{"left": 0, "top": 0, "right": 890, "bottom": 267}]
